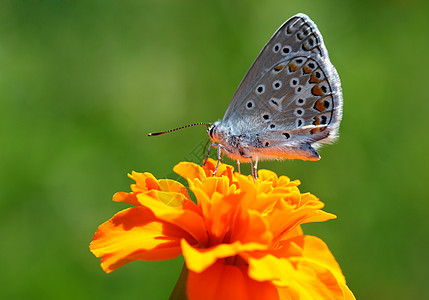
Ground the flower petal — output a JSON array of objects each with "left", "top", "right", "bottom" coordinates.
[
  {"left": 136, "top": 193, "right": 209, "bottom": 246},
  {"left": 247, "top": 235, "right": 355, "bottom": 300},
  {"left": 113, "top": 191, "right": 141, "bottom": 206},
  {"left": 90, "top": 206, "right": 197, "bottom": 273},
  {"left": 181, "top": 239, "right": 267, "bottom": 273},
  {"left": 174, "top": 162, "right": 207, "bottom": 182},
  {"left": 187, "top": 261, "right": 279, "bottom": 300},
  {"left": 129, "top": 171, "right": 160, "bottom": 192},
  {"left": 230, "top": 209, "right": 273, "bottom": 245},
  {"left": 202, "top": 158, "right": 236, "bottom": 180}
]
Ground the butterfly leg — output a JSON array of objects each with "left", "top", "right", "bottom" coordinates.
[
  {"left": 236, "top": 160, "right": 241, "bottom": 174},
  {"left": 205, "top": 143, "right": 231, "bottom": 176},
  {"left": 203, "top": 143, "right": 215, "bottom": 166},
  {"left": 253, "top": 160, "right": 258, "bottom": 180},
  {"left": 212, "top": 144, "right": 222, "bottom": 176}
]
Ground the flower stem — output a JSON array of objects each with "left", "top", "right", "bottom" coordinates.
[{"left": 169, "top": 262, "right": 189, "bottom": 300}]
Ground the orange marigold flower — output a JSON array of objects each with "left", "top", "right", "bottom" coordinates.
[{"left": 90, "top": 159, "right": 355, "bottom": 300}]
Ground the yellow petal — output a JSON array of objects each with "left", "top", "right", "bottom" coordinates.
[
  {"left": 174, "top": 162, "right": 206, "bottom": 181},
  {"left": 137, "top": 193, "right": 208, "bottom": 246},
  {"left": 181, "top": 239, "right": 267, "bottom": 273}
]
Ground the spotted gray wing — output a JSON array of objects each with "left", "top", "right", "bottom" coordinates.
[
  {"left": 222, "top": 13, "right": 342, "bottom": 149},
  {"left": 234, "top": 54, "right": 342, "bottom": 150},
  {"left": 223, "top": 13, "right": 333, "bottom": 123}
]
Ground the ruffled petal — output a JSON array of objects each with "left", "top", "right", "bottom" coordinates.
[
  {"left": 91, "top": 160, "right": 354, "bottom": 299},
  {"left": 173, "top": 162, "right": 207, "bottom": 182},
  {"left": 230, "top": 209, "right": 273, "bottom": 245},
  {"left": 247, "top": 235, "right": 355, "bottom": 300},
  {"left": 113, "top": 191, "right": 141, "bottom": 206},
  {"left": 136, "top": 193, "right": 208, "bottom": 246},
  {"left": 112, "top": 172, "right": 190, "bottom": 206},
  {"left": 201, "top": 158, "right": 236, "bottom": 181},
  {"left": 181, "top": 239, "right": 267, "bottom": 273},
  {"left": 187, "top": 261, "right": 279, "bottom": 300},
  {"left": 90, "top": 207, "right": 197, "bottom": 273},
  {"left": 129, "top": 171, "right": 160, "bottom": 192}
]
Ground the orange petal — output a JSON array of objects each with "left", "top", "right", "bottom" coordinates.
[
  {"left": 202, "top": 158, "right": 236, "bottom": 180},
  {"left": 181, "top": 239, "right": 267, "bottom": 273},
  {"left": 174, "top": 162, "right": 206, "bottom": 182},
  {"left": 136, "top": 193, "right": 208, "bottom": 246},
  {"left": 187, "top": 261, "right": 279, "bottom": 300},
  {"left": 157, "top": 179, "right": 190, "bottom": 198},
  {"left": 265, "top": 195, "right": 335, "bottom": 241},
  {"left": 291, "top": 235, "right": 346, "bottom": 284},
  {"left": 300, "top": 210, "right": 337, "bottom": 224},
  {"left": 90, "top": 206, "right": 197, "bottom": 273},
  {"left": 230, "top": 209, "right": 273, "bottom": 245},
  {"left": 113, "top": 173, "right": 189, "bottom": 206},
  {"left": 113, "top": 191, "right": 141, "bottom": 206},
  {"left": 129, "top": 171, "right": 160, "bottom": 192}
]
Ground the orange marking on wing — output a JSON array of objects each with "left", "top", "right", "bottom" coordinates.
[
  {"left": 274, "top": 64, "right": 284, "bottom": 71},
  {"left": 312, "top": 116, "right": 321, "bottom": 126},
  {"left": 313, "top": 99, "right": 327, "bottom": 112},
  {"left": 310, "top": 128, "right": 320, "bottom": 134},
  {"left": 311, "top": 84, "right": 324, "bottom": 96},
  {"left": 288, "top": 63, "right": 298, "bottom": 72},
  {"left": 302, "top": 66, "right": 312, "bottom": 74},
  {"left": 309, "top": 72, "right": 320, "bottom": 83}
]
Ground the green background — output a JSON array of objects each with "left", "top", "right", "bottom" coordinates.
[{"left": 1, "top": 0, "right": 428, "bottom": 299}]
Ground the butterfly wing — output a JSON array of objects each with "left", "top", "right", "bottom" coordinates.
[{"left": 221, "top": 13, "right": 342, "bottom": 158}]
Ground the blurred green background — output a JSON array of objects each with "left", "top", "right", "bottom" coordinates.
[{"left": 1, "top": 0, "right": 428, "bottom": 299}]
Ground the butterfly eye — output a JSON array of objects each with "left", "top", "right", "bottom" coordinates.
[
  {"left": 209, "top": 126, "right": 215, "bottom": 138},
  {"left": 272, "top": 43, "right": 281, "bottom": 53}
]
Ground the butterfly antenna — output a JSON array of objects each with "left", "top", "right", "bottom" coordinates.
[{"left": 148, "top": 122, "right": 212, "bottom": 136}]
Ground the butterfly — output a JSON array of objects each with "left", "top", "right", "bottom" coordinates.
[{"left": 149, "top": 13, "right": 343, "bottom": 179}]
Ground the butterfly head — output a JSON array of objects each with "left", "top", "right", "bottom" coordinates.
[{"left": 207, "top": 121, "right": 221, "bottom": 143}]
